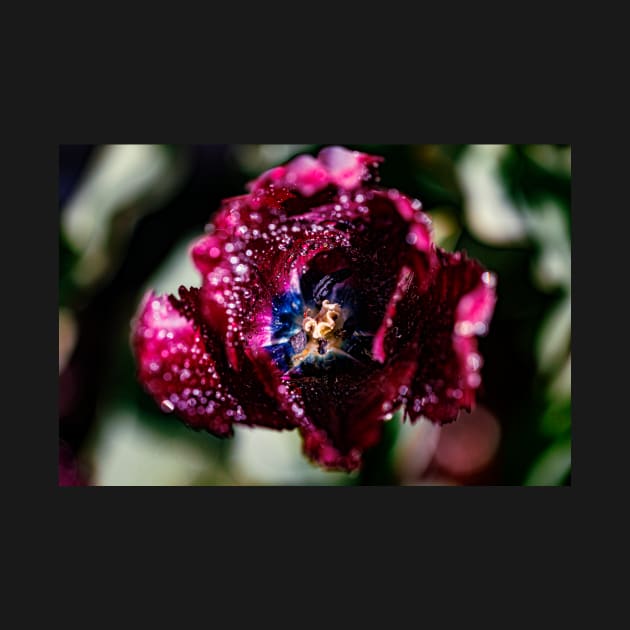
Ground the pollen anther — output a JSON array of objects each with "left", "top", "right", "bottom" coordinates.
[{"left": 292, "top": 300, "right": 345, "bottom": 364}]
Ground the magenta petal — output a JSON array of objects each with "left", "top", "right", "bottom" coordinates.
[
  {"left": 248, "top": 146, "right": 383, "bottom": 198},
  {"left": 318, "top": 145, "right": 381, "bottom": 190},
  {"left": 452, "top": 272, "right": 497, "bottom": 391},
  {"left": 131, "top": 291, "right": 243, "bottom": 436},
  {"left": 282, "top": 155, "right": 329, "bottom": 196},
  {"left": 455, "top": 271, "right": 497, "bottom": 336}
]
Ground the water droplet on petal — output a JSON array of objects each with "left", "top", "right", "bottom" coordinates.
[
  {"left": 447, "top": 388, "right": 463, "bottom": 399},
  {"left": 481, "top": 271, "right": 497, "bottom": 288},
  {"left": 467, "top": 353, "right": 482, "bottom": 370},
  {"left": 468, "top": 373, "right": 482, "bottom": 388},
  {"left": 160, "top": 399, "right": 175, "bottom": 413}
]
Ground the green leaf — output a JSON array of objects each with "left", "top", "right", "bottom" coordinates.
[{"left": 525, "top": 438, "right": 571, "bottom": 486}]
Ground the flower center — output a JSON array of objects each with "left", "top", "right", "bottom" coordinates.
[
  {"left": 262, "top": 262, "right": 377, "bottom": 376},
  {"left": 292, "top": 300, "right": 345, "bottom": 365}
]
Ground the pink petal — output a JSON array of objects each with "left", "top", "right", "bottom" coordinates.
[{"left": 131, "top": 291, "right": 243, "bottom": 436}]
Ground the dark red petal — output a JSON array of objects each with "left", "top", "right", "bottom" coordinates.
[
  {"left": 264, "top": 351, "right": 418, "bottom": 471},
  {"left": 406, "top": 250, "right": 497, "bottom": 424},
  {"left": 173, "top": 286, "right": 296, "bottom": 432}
]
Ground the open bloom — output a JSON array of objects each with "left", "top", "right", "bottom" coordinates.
[{"left": 131, "top": 146, "right": 496, "bottom": 471}]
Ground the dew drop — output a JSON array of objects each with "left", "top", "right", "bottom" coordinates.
[
  {"left": 405, "top": 232, "right": 418, "bottom": 245},
  {"left": 455, "top": 321, "right": 473, "bottom": 336},
  {"left": 481, "top": 271, "right": 497, "bottom": 288},
  {"left": 160, "top": 399, "right": 175, "bottom": 413},
  {"left": 467, "top": 353, "right": 482, "bottom": 370},
  {"left": 468, "top": 373, "right": 482, "bottom": 388}
]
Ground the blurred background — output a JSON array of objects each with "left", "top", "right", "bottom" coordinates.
[{"left": 58, "top": 144, "right": 571, "bottom": 486}]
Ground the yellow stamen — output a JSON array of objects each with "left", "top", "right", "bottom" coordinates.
[{"left": 292, "top": 300, "right": 345, "bottom": 365}]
